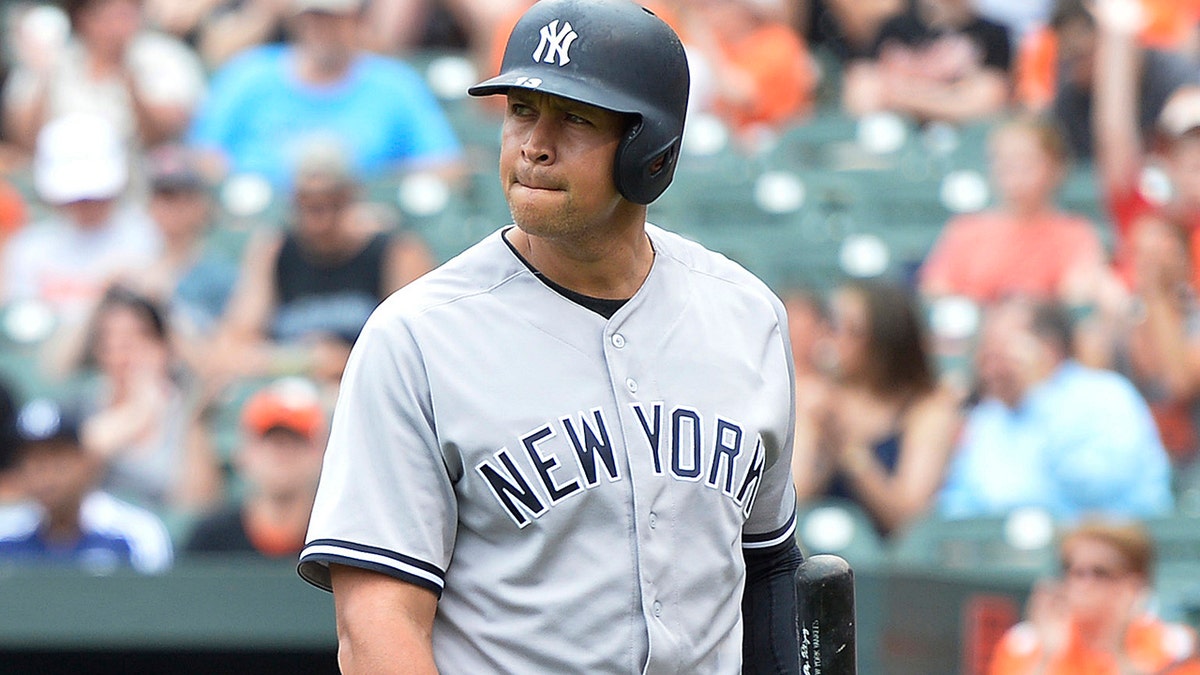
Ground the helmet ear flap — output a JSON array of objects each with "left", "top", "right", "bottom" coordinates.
[{"left": 615, "top": 118, "right": 682, "bottom": 205}]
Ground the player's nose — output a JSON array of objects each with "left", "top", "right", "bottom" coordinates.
[{"left": 521, "top": 116, "right": 557, "bottom": 165}]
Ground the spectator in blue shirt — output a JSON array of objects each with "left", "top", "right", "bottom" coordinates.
[
  {"left": 188, "top": 0, "right": 464, "bottom": 189},
  {"left": 0, "top": 398, "right": 173, "bottom": 574},
  {"left": 939, "top": 298, "right": 1173, "bottom": 521}
]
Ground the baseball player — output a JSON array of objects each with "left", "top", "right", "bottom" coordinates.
[{"left": 298, "top": 1, "right": 803, "bottom": 672}]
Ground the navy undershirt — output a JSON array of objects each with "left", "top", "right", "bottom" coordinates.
[{"left": 502, "top": 229, "right": 629, "bottom": 319}]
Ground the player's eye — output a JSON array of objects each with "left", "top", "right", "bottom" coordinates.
[
  {"left": 565, "top": 112, "right": 592, "bottom": 126},
  {"left": 508, "top": 101, "right": 536, "bottom": 117}
]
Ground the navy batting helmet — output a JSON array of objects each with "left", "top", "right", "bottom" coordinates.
[{"left": 468, "top": 0, "right": 690, "bottom": 205}]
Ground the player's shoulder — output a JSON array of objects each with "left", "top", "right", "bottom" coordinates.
[
  {"left": 648, "top": 224, "right": 786, "bottom": 315},
  {"left": 368, "top": 228, "right": 523, "bottom": 324}
]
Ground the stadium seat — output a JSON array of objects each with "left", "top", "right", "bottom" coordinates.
[
  {"left": 889, "top": 508, "right": 1060, "bottom": 574},
  {"left": 795, "top": 498, "right": 886, "bottom": 568}
]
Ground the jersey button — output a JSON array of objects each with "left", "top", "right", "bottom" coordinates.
[
  {"left": 648, "top": 512, "right": 657, "bottom": 529},
  {"left": 625, "top": 378, "right": 638, "bottom": 393},
  {"left": 611, "top": 333, "right": 626, "bottom": 348},
  {"left": 653, "top": 601, "right": 662, "bottom": 618}
]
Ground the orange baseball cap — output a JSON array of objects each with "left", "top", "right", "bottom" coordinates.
[{"left": 241, "top": 379, "right": 325, "bottom": 440}]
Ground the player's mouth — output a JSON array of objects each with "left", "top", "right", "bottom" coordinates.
[{"left": 512, "top": 171, "right": 564, "bottom": 192}]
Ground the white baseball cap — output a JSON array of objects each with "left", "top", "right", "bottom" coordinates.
[
  {"left": 291, "top": 0, "right": 364, "bottom": 15},
  {"left": 1158, "top": 85, "right": 1200, "bottom": 141},
  {"left": 34, "top": 113, "right": 127, "bottom": 205}
]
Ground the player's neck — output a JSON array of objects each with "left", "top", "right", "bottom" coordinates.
[{"left": 507, "top": 224, "right": 654, "bottom": 300}]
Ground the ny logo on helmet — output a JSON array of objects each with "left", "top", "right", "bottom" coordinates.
[{"left": 532, "top": 20, "right": 578, "bottom": 66}]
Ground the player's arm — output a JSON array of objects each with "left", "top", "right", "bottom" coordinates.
[
  {"left": 330, "top": 563, "right": 439, "bottom": 675},
  {"left": 742, "top": 540, "right": 804, "bottom": 675}
]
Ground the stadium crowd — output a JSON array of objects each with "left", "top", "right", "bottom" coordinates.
[{"left": 0, "top": 0, "right": 1199, "bottom": 671}]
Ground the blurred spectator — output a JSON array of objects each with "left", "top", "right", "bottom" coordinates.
[
  {"left": 213, "top": 141, "right": 434, "bottom": 389},
  {"left": 793, "top": 280, "right": 961, "bottom": 535},
  {"left": 185, "top": 377, "right": 326, "bottom": 557},
  {"left": 842, "top": 0, "right": 1012, "bottom": 124},
  {"left": 0, "top": 397, "right": 173, "bottom": 574},
  {"left": 938, "top": 298, "right": 1173, "bottom": 520},
  {"left": 680, "top": 0, "right": 819, "bottom": 147},
  {"left": 1, "top": 114, "right": 160, "bottom": 325},
  {"left": 1018, "top": 0, "right": 1200, "bottom": 111},
  {"left": 1094, "top": 0, "right": 1200, "bottom": 292},
  {"left": 72, "top": 287, "right": 221, "bottom": 513},
  {"left": 989, "top": 518, "right": 1197, "bottom": 674},
  {"left": 1044, "top": 0, "right": 1199, "bottom": 160},
  {"left": 919, "top": 114, "right": 1111, "bottom": 305},
  {"left": 796, "top": 0, "right": 905, "bottom": 62},
  {"left": 783, "top": 288, "right": 835, "bottom": 497},
  {"left": 122, "top": 143, "right": 238, "bottom": 374},
  {"left": 1, "top": 0, "right": 206, "bottom": 155},
  {"left": 187, "top": 0, "right": 464, "bottom": 189}
]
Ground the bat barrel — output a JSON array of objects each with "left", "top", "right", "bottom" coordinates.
[{"left": 796, "top": 554, "right": 856, "bottom": 675}]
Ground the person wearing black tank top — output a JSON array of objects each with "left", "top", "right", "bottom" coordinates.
[{"left": 213, "top": 143, "right": 434, "bottom": 389}]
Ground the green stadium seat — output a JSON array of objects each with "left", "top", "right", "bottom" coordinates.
[
  {"left": 795, "top": 498, "right": 886, "bottom": 568},
  {"left": 889, "top": 509, "right": 1060, "bottom": 574}
]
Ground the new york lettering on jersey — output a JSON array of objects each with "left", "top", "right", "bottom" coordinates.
[{"left": 476, "top": 403, "right": 768, "bottom": 528}]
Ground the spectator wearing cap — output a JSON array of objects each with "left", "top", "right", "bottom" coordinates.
[
  {"left": 0, "top": 114, "right": 160, "bottom": 325},
  {"left": 187, "top": 0, "right": 463, "bottom": 189},
  {"left": 213, "top": 141, "right": 434, "bottom": 389},
  {"left": 0, "top": 398, "right": 173, "bottom": 574},
  {"left": 185, "top": 378, "right": 326, "bottom": 557},
  {"left": 119, "top": 143, "right": 238, "bottom": 376},
  {"left": 1, "top": 0, "right": 206, "bottom": 155},
  {"left": 1091, "top": 0, "right": 1200, "bottom": 467}
]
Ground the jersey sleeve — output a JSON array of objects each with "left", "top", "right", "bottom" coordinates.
[
  {"left": 298, "top": 311, "right": 458, "bottom": 596},
  {"left": 741, "top": 291, "right": 798, "bottom": 550}
]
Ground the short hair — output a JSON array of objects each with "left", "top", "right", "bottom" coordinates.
[
  {"left": 1028, "top": 299, "right": 1075, "bottom": 358},
  {"left": 1050, "top": 0, "right": 1094, "bottom": 32},
  {"left": 992, "top": 113, "right": 1073, "bottom": 167},
  {"left": 1060, "top": 518, "right": 1156, "bottom": 581}
]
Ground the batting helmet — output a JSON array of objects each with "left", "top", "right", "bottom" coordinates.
[{"left": 468, "top": 0, "right": 690, "bottom": 205}]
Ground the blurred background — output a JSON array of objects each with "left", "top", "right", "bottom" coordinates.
[{"left": 0, "top": 0, "right": 1199, "bottom": 673}]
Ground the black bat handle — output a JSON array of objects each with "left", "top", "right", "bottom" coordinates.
[{"left": 796, "top": 554, "right": 857, "bottom": 675}]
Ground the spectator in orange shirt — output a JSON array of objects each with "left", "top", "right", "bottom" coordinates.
[
  {"left": 681, "top": 0, "right": 818, "bottom": 143},
  {"left": 919, "top": 113, "right": 1111, "bottom": 306},
  {"left": 990, "top": 518, "right": 1197, "bottom": 675}
]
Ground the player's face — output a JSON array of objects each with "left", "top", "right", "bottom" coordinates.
[{"left": 500, "top": 90, "right": 629, "bottom": 240}]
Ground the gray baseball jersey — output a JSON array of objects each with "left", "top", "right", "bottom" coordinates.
[{"left": 299, "top": 224, "right": 797, "bottom": 674}]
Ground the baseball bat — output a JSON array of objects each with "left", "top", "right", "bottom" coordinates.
[{"left": 796, "top": 554, "right": 856, "bottom": 675}]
